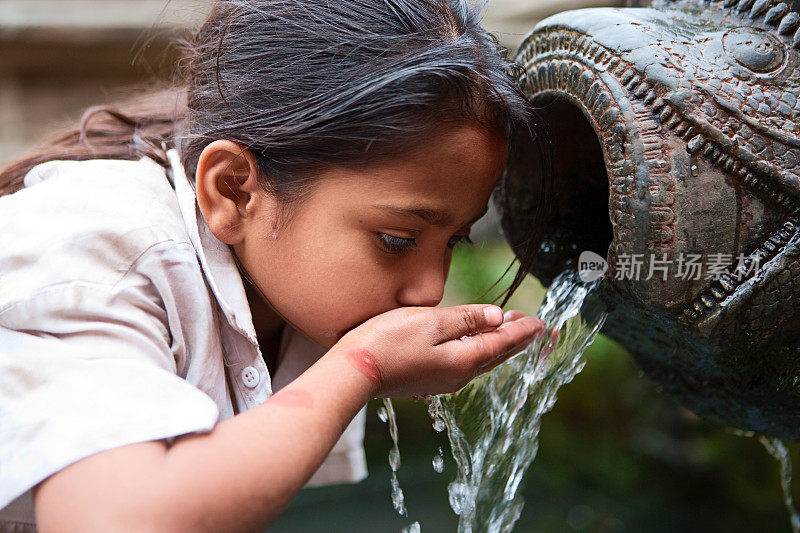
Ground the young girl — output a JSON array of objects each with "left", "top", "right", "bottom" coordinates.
[{"left": 0, "top": 0, "right": 551, "bottom": 531}]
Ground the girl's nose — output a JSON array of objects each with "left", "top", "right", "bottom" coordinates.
[{"left": 396, "top": 260, "right": 446, "bottom": 308}]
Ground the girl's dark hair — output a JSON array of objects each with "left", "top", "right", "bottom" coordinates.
[{"left": 0, "top": 0, "right": 552, "bottom": 304}]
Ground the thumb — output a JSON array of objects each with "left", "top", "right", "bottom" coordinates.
[{"left": 432, "top": 304, "right": 504, "bottom": 344}]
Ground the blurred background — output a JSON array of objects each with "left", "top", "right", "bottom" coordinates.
[{"left": 2, "top": 1, "right": 798, "bottom": 531}]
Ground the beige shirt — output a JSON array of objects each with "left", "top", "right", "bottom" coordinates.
[{"left": 0, "top": 151, "right": 367, "bottom": 531}]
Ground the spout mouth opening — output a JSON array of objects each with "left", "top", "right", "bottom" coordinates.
[{"left": 502, "top": 93, "right": 614, "bottom": 285}]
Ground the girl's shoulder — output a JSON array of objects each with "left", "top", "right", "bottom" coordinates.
[
  {"left": 6, "top": 157, "right": 186, "bottom": 238},
  {"left": 0, "top": 157, "right": 199, "bottom": 305},
  {"left": 1, "top": 156, "right": 192, "bottom": 253}
]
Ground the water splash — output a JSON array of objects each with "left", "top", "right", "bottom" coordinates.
[
  {"left": 433, "top": 448, "right": 445, "bottom": 473},
  {"left": 401, "top": 521, "right": 421, "bottom": 533},
  {"left": 759, "top": 436, "right": 800, "bottom": 533},
  {"left": 428, "top": 269, "right": 607, "bottom": 532},
  {"left": 378, "top": 398, "right": 407, "bottom": 516},
  {"left": 427, "top": 398, "right": 447, "bottom": 433}
]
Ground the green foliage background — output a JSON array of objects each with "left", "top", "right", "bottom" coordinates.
[{"left": 269, "top": 242, "right": 799, "bottom": 532}]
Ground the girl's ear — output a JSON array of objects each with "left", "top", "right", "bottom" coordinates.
[{"left": 195, "top": 140, "right": 275, "bottom": 245}]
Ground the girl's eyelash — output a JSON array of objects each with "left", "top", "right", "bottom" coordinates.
[
  {"left": 378, "top": 233, "right": 419, "bottom": 254},
  {"left": 448, "top": 234, "right": 474, "bottom": 248},
  {"left": 377, "top": 233, "right": 474, "bottom": 254}
]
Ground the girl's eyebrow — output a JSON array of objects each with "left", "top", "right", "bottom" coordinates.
[{"left": 372, "top": 204, "right": 487, "bottom": 228}]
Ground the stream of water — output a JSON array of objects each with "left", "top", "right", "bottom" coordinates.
[
  {"left": 378, "top": 267, "right": 800, "bottom": 532},
  {"left": 426, "top": 268, "right": 607, "bottom": 532},
  {"left": 376, "top": 400, "right": 408, "bottom": 517},
  {"left": 377, "top": 398, "right": 422, "bottom": 533},
  {"left": 378, "top": 268, "right": 605, "bottom": 532}
]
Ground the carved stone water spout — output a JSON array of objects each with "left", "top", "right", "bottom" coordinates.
[{"left": 500, "top": 0, "right": 800, "bottom": 440}]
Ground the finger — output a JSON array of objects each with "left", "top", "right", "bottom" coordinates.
[
  {"left": 432, "top": 304, "right": 505, "bottom": 344},
  {"left": 445, "top": 315, "right": 545, "bottom": 364},
  {"left": 479, "top": 321, "right": 554, "bottom": 372},
  {"left": 476, "top": 336, "right": 533, "bottom": 374},
  {"left": 503, "top": 310, "right": 525, "bottom": 322}
]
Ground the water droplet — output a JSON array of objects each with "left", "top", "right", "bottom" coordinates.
[
  {"left": 448, "top": 481, "right": 473, "bottom": 516},
  {"left": 391, "top": 473, "right": 407, "bottom": 516},
  {"left": 389, "top": 448, "right": 401, "bottom": 471},
  {"left": 691, "top": 164, "right": 699, "bottom": 177},
  {"left": 401, "top": 521, "right": 421, "bottom": 533},
  {"left": 377, "top": 406, "right": 388, "bottom": 422},
  {"left": 432, "top": 453, "right": 444, "bottom": 473},
  {"left": 426, "top": 395, "right": 448, "bottom": 433}
]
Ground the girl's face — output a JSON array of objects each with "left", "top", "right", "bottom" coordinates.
[{"left": 199, "top": 123, "right": 509, "bottom": 349}]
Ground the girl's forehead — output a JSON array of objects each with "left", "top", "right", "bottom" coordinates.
[
  {"left": 325, "top": 123, "right": 508, "bottom": 187},
  {"left": 302, "top": 126, "right": 506, "bottom": 225}
]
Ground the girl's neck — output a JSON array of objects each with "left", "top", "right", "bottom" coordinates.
[{"left": 241, "top": 273, "right": 286, "bottom": 376}]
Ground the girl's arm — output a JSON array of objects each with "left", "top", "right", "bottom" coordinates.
[
  {"left": 34, "top": 349, "right": 373, "bottom": 533},
  {"left": 33, "top": 304, "right": 544, "bottom": 533}
]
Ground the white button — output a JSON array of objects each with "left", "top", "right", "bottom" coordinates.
[{"left": 241, "top": 366, "right": 260, "bottom": 388}]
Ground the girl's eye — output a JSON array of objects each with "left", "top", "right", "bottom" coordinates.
[
  {"left": 448, "top": 234, "right": 474, "bottom": 248},
  {"left": 378, "top": 233, "right": 419, "bottom": 254}
]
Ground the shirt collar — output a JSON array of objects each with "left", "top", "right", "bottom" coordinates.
[{"left": 164, "top": 149, "right": 260, "bottom": 346}]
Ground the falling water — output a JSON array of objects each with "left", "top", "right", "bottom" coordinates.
[
  {"left": 380, "top": 265, "right": 800, "bottom": 532},
  {"left": 432, "top": 447, "right": 445, "bottom": 474},
  {"left": 426, "top": 268, "right": 607, "bottom": 532},
  {"left": 401, "top": 522, "right": 421, "bottom": 533},
  {"left": 759, "top": 436, "right": 800, "bottom": 533},
  {"left": 377, "top": 399, "right": 422, "bottom": 532},
  {"left": 377, "top": 399, "right": 407, "bottom": 516}
]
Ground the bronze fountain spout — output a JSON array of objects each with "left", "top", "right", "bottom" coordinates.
[{"left": 499, "top": 0, "right": 800, "bottom": 440}]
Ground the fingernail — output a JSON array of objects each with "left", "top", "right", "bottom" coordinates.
[{"left": 483, "top": 305, "right": 503, "bottom": 324}]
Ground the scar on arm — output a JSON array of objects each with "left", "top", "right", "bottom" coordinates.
[
  {"left": 268, "top": 389, "right": 314, "bottom": 409},
  {"left": 344, "top": 349, "right": 382, "bottom": 388}
]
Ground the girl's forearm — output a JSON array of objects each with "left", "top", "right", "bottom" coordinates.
[
  {"left": 124, "top": 350, "right": 375, "bottom": 533},
  {"left": 34, "top": 349, "right": 376, "bottom": 533}
]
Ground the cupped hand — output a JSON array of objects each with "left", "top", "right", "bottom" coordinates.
[{"left": 329, "top": 304, "right": 546, "bottom": 398}]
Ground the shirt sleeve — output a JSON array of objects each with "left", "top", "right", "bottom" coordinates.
[{"left": 0, "top": 251, "right": 220, "bottom": 509}]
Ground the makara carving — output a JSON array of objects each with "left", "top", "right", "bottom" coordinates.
[{"left": 500, "top": 0, "right": 800, "bottom": 440}]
